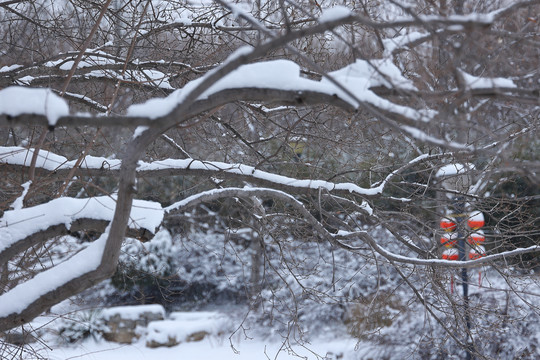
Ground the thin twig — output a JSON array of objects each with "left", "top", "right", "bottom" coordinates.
[{"left": 60, "top": 0, "right": 114, "bottom": 95}]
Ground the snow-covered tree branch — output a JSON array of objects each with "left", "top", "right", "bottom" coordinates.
[{"left": 0, "top": 1, "right": 539, "bottom": 358}]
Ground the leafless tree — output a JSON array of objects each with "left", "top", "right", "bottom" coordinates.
[{"left": 0, "top": 0, "right": 539, "bottom": 358}]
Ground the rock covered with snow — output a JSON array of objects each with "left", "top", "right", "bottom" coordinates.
[
  {"left": 101, "top": 304, "right": 165, "bottom": 344},
  {"left": 145, "top": 311, "right": 231, "bottom": 348}
]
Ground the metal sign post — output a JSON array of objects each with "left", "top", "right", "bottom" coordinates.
[
  {"left": 453, "top": 200, "right": 473, "bottom": 360},
  {"left": 436, "top": 163, "right": 484, "bottom": 360}
]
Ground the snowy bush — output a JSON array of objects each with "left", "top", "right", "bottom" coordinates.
[
  {"left": 109, "top": 228, "right": 250, "bottom": 307},
  {"left": 110, "top": 229, "right": 180, "bottom": 303},
  {"left": 56, "top": 310, "right": 107, "bottom": 344}
]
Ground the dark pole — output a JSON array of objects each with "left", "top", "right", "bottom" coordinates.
[{"left": 454, "top": 198, "right": 473, "bottom": 360}]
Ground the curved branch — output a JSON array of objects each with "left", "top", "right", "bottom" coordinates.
[
  {"left": 0, "top": 233, "right": 116, "bottom": 332},
  {"left": 0, "top": 146, "right": 435, "bottom": 201},
  {"left": 342, "top": 230, "right": 540, "bottom": 268},
  {"left": 0, "top": 195, "right": 163, "bottom": 269},
  {"left": 0, "top": 219, "right": 154, "bottom": 268},
  {"left": 165, "top": 186, "right": 362, "bottom": 252}
]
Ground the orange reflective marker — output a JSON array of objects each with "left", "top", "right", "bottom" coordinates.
[
  {"left": 442, "top": 248, "right": 459, "bottom": 260},
  {"left": 441, "top": 233, "right": 458, "bottom": 248},
  {"left": 440, "top": 217, "right": 456, "bottom": 231},
  {"left": 469, "top": 245, "right": 486, "bottom": 260},
  {"left": 467, "top": 211, "right": 485, "bottom": 229},
  {"left": 467, "top": 230, "right": 485, "bottom": 245}
]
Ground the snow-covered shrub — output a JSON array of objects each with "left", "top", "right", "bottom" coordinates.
[
  {"left": 111, "top": 229, "right": 180, "bottom": 304},
  {"left": 110, "top": 228, "right": 250, "bottom": 307},
  {"left": 173, "top": 229, "right": 250, "bottom": 302},
  {"left": 245, "top": 225, "right": 406, "bottom": 338},
  {"left": 56, "top": 310, "right": 107, "bottom": 344}
]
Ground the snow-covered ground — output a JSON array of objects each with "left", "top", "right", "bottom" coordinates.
[
  {"left": 13, "top": 307, "right": 358, "bottom": 360},
  {"left": 42, "top": 335, "right": 357, "bottom": 360},
  {"left": 9, "top": 303, "right": 358, "bottom": 360}
]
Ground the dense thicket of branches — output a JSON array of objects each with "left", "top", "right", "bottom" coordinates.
[{"left": 0, "top": 0, "right": 539, "bottom": 358}]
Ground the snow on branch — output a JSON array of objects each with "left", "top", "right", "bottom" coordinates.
[
  {"left": 0, "top": 231, "right": 109, "bottom": 322},
  {"left": 0, "top": 87, "right": 69, "bottom": 126},
  {"left": 165, "top": 186, "right": 366, "bottom": 252},
  {"left": 0, "top": 146, "right": 121, "bottom": 171},
  {"left": 336, "top": 230, "right": 540, "bottom": 269},
  {"left": 1, "top": 55, "right": 434, "bottom": 126},
  {"left": 319, "top": 6, "right": 352, "bottom": 23},
  {"left": 61, "top": 91, "right": 109, "bottom": 113},
  {"left": 0, "top": 146, "right": 429, "bottom": 202},
  {"left": 458, "top": 69, "right": 517, "bottom": 90},
  {"left": 126, "top": 58, "right": 431, "bottom": 121},
  {"left": 0, "top": 196, "right": 163, "bottom": 266}
]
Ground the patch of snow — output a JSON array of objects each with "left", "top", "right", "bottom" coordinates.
[
  {"left": 319, "top": 6, "right": 352, "bottom": 23},
  {"left": 417, "top": 12, "right": 495, "bottom": 24},
  {"left": 124, "top": 69, "right": 174, "bottom": 90},
  {"left": 85, "top": 69, "right": 111, "bottom": 78},
  {"left": 15, "top": 75, "right": 35, "bottom": 85},
  {"left": 459, "top": 70, "right": 516, "bottom": 89},
  {"left": 325, "top": 58, "right": 417, "bottom": 91},
  {"left": 447, "top": 12, "right": 495, "bottom": 23},
  {"left": 0, "top": 64, "right": 23, "bottom": 72},
  {"left": 0, "top": 86, "right": 69, "bottom": 125},
  {"left": 133, "top": 126, "right": 149, "bottom": 138},
  {"left": 1, "top": 146, "right": 68, "bottom": 170},
  {"left": 146, "top": 311, "right": 230, "bottom": 345},
  {"left": 382, "top": 31, "right": 429, "bottom": 55},
  {"left": 101, "top": 305, "right": 166, "bottom": 321},
  {"left": 436, "top": 162, "right": 475, "bottom": 177},
  {"left": 41, "top": 336, "right": 357, "bottom": 360},
  {"left": 9, "top": 180, "right": 31, "bottom": 210},
  {"left": 46, "top": 54, "right": 117, "bottom": 70}
]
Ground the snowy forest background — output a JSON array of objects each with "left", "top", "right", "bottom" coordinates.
[{"left": 0, "top": 0, "right": 539, "bottom": 359}]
